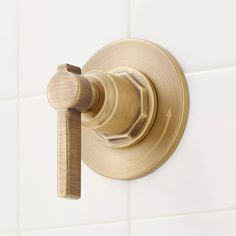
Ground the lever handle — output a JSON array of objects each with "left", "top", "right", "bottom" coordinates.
[
  {"left": 57, "top": 109, "right": 81, "bottom": 198},
  {"left": 47, "top": 64, "right": 95, "bottom": 199}
]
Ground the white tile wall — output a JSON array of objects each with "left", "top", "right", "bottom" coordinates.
[
  {"left": 19, "top": 96, "right": 128, "bottom": 229},
  {"left": 20, "top": 222, "right": 128, "bottom": 236},
  {"left": 130, "top": 68, "right": 236, "bottom": 218},
  {"left": 0, "top": 0, "right": 18, "bottom": 99},
  {"left": 131, "top": 0, "right": 236, "bottom": 73},
  {"left": 0, "top": 100, "right": 18, "bottom": 232},
  {"left": 19, "top": 0, "right": 128, "bottom": 96},
  {"left": 0, "top": 0, "right": 236, "bottom": 235},
  {"left": 131, "top": 210, "right": 236, "bottom": 236}
]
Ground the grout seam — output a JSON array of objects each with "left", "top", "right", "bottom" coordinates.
[
  {"left": 0, "top": 96, "right": 18, "bottom": 103},
  {"left": 16, "top": 0, "right": 21, "bottom": 235},
  {"left": 127, "top": 0, "right": 131, "bottom": 38},
  {"left": 18, "top": 92, "right": 46, "bottom": 100},
  {"left": 185, "top": 65, "right": 236, "bottom": 76},
  {"left": 19, "top": 94, "right": 46, "bottom": 100},
  {"left": 132, "top": 206, "right": 236, "bottom": 222},
  {"left": 15, "top": 207, "right": 236, "bottom": 233},
  {"left": 19, "top": 220, "right": 127, "bottom": 233},
  {"left": 0, "top": 230, "right": 18, "bottom": 235},
  {"left": 128, "top": 181, "right": 132, "bottom": 236}
]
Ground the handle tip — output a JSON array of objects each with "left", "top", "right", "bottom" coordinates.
[{"left": 58, "top": 191, "right": 81, "bottom": 200}]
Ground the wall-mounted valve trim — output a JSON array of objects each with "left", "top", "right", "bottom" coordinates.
[{"left": 47, "top": 39, "right": 189, "bottom": 199}]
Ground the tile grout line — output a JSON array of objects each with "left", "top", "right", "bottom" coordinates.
[
  {"left": 5, "top": 205, "right": 236, "bottom": 234},
  {"left": 0, "top": 96, "right": 18, "bottom": 103},
  {"left": 18, "top": 220, "right": 128, "bottom": 233},
  {"left": 127, "top": 0, "right": 131, "bottom": 38},
  {"left": 16, "top": 0, "right": 21, "bottom": 235},
  {"left": 128, "top": 181, "right": 132, "bottom": 236},
  {"left": 0, "top": 230, "right": 18, "bottom": 235},
  {"left": 185, "top": 65, "right": 236, "bottom": 76},
  {"left": 16, "top": 207, "right": 236, "bottom": 233},
  {"left": 132, "top": 206, "right": 236, "bottom": 222}
]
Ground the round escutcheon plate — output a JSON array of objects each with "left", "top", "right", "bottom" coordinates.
[{"left": 82, "top": 38, "right": 189, "bottom": 180}]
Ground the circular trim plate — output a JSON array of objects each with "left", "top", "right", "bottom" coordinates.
[{"left": 82, "top": 38, "right": 189, "bottom": 180}]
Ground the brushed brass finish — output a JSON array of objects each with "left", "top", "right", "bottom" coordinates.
[
  {"left": 47, "top": 64, "right": 94, "bottom": 199},
  {"left": 82, "top": 38, "right": 189, "bottom": 180},
  {"left": 57, "top": 110, "right": 81, "bottom": 198},
  {"left": 82, "top": 67, "right": 157, "bottom": 148},
  {"left": 47, "top": 38, "right": 189, "bottom": 199}
]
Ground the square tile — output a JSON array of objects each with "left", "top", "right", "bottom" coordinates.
[
  {"left": 19, "top": 0, "right": 128, "bottom": 96},
  {"left": 130, "top": 68, "right": 236, "bottom": 218},
  {"left": 131, "top": 211, "right": 236, "bottom": 236},
  {"left": 0, "top": 0, "right": 17, "bottom": 99},
  {"left": 0, "top": 100, "right": 18, "bottom": 231},
  {"left": 20, "top": 222, "right": 128, "bottom": 236},
  {"left": 19, "top": 96, "right": 128, "bottom": 229},
  {"left": 131, "top": 0, "right": 236, "bottom": 72}
]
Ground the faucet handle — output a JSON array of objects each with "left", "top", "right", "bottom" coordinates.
[
  {"left": 47, "top": 64, "right": 93, "bottom": 199},
  {"left": 57, "top": 109, "right": 81, "bottom": 198}
]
